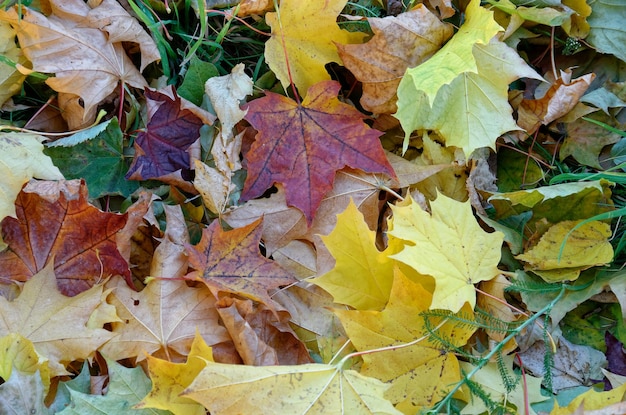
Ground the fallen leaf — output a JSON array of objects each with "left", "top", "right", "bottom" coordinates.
[
  {"left": 242, "top": 80, "right": 395, "bottom": 224},
  {"left": 0, "top": 265, "right": 115, "bottom": 376},
  {"left": 84, "top": 0, "right": 160, "bottom": 72},
  {"left": 0, "top": 369, "right": 50, "bottom": 415},
  {"left": 0, "top": 21, "right": 26, "bottom": 107},
  {"left": 0, "top": 333, "right": 50, "bottom": 392},
  {"left": 559, "top": 112, "right": 622, "bottom": 168},
  {"left": 183, "top": 362, "right": 402, "bottom": 415},
  {"left": 518, "top": 335, "right": 606, "bottom": 393},
  {"left": 0, "top": 0, "right": 152, "bottom": 119},
  {"left": 549, "top": 382, "right": 626, "bottom": 415},
  {"left": 459, "top": 355, "right": 547, "bottom": 415},
  {"left": 0, "top": 179, "right": 131, "bottom": 296},
  {"left": 516, "top": 220, "right": 614, "bottom": 282},
  {"left": 100, "top": 277, "right": 228, "bottom": 362},
  {"left": 205, "top": 63, "right": 253, "bottom": 141},
  {"left": 396, "top": 0, "right": 543, "bottom": 157},
  {"left": 58, "top": 357, "right": 167, "bottom": 415},
  {"left": 337, "top": 5, "right": 453, "bottom": 113},
  {"left": 0, "top": 132, "right": 64, "bottom": 250},
  {"left": 186, "top": 218, "right": 296, "bottom": 309},
  {"left": 138, "top": 332, "right": 213, "bottom": 415},
  {"left": 43, "top": 118, "right": 140, "bottom": 198},
  {"left": 126, "top": 88, "right": 204, "bottom": 189},
  {"left": 334, "top": 270, "right": 475, "bottom": 413},
  {"left": 586, "top": 0, "right": 626, "bottom": 63},
  {"left": 215, "top": 295, "right": 312, "bottom": 365},
  {"left": 264, "top": 0, "right": 365, "bottom": 96},
  {"left": 149, "top": 204, "right": 189, "bottom": 280},
  {"left": 224, "top": 185, "right": 307, "bottom": 255},
  {"left": 389, "top": 192, "right": 504, "bottom": 312},
  {"left": 518, "top": 71, "right": 595, "bottom": 135},
  {"left": 312, "top": 199, "right": 395, "bottom": 311},
  {"left": 397, "top": 0, "right": 502, "bottom": 107}
]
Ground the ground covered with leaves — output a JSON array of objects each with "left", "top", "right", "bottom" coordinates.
[{"left": 0, "top": 0, "right": 625, "bottom": 413}]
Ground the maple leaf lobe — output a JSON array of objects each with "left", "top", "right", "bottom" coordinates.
[{"left": 242, "top": 80, "right": 396, "bottom": 223}]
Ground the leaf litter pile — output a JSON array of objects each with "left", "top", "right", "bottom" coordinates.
[{"left": 0, "top": 0, "right": 626, "bottom": 413}]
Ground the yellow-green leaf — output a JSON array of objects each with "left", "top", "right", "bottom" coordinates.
[
  {"left": 516, "top": 220, "right": 614, "bottom": 282},
  {"left": 395, "top": 0, "right": 543, "bottom": 157},
  {"left": 389, "top": 193, "right": 504, "bottom": 312},
  {"left": 397, "top": 0, "right": 501, "bottom": 107},
  {"left": 0, "top": 334, "right": 50, "bottom": 392},
  {"left": 311, "top": 199, "right": 395, "bottom": 310}
]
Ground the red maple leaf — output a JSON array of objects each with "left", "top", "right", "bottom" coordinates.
[
  {"left": 126, "top": 88, "right": 203, "bottom": 181},
  {"left": 0, "top": 180, "right": 132, "bottom": 296},
  {"left": 185, "top": 218, "right": 295, "bottom": 311},
  {"left": 242, "top": 80, "right": 396, "bottom": 224}
]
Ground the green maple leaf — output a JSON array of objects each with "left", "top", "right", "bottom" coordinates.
[
  {"left": 395, "top": 0, "right": 542, "bottom": 157},
  {"left": 58, "top": 358, "right": 168, "bottom": 415}
]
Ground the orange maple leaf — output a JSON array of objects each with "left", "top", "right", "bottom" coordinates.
[
  {"left": 185, "top": 218, "right": 295, "bottom": 310},
  {"left": 0, "top": 180, "right": 131, "bottom": 296},
  {"left": 242, "top": 80, "right": 396, "bottom": 224}
]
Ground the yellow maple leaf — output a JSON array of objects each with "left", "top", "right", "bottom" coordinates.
[
  {"left": 395, "top": 0, "right": 543, "bottom": 157},
  {"left": 137, "top": 332, "right": 213, "bottom": 415},
  {"left": 311, "top": 199, "right": 395, "bottom": 310},
  {"left": 264, "top": 0, "right": 365, "bottom": 96},
  {"left": 0, "top": 334, "right": 50, "bottom": 394},
  {"left": 389, "top": 192, "right": 504, "bottom": 312},
  {"left": 334, "top": 270, "right": 475, "bottom": 413},
  {"left": 516, "top": 220, "right": 614, "bottom": 282},
  {"left": 183, "top": 361, "right": 402, "bottom": 415}
]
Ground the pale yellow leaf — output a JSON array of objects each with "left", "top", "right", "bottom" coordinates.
[
  {"left": 389, "top": 192, "right": 504, "bottom": 312},
  {"left": 183, "top": 362, "right": 402, "bottom": 415},
  {"left": 0, "top": 265, "right": 114, "bottom": 376}
]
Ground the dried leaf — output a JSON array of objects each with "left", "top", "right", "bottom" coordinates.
[
  {"left": 242, "top": 80, "right": 395, "bottom": 223},
  {"left": 0, "top": 179, "right": 131, "bottom": 296}
]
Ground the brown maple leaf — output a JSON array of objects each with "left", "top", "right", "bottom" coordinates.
[
  {"left": 0, "top": 179, "right": 132, "bottom": 296},
  {"left": 242, "top": 80, "right": 396, "bottom": 224},
  {"left": 336, "top": 6, "right": 453, "bottom": 114},
  {"left": 0, "top": 0, "right": 156, "bottom": 120},
  {"left": 216, "top": 295, "right": 312, "bottom": 365},
  {"left": 185, "top": 218, "right": 295, "bottom": 310}
]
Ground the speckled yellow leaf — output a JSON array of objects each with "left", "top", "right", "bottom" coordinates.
[
  {"left": 183, "top": 362, "right": 402, "bottom": 415},
  {"left": 334, "top": 270, "right": 474, "bottom": 414},
  {"left": 516, "top": 220, "right": 614, "bottom": 282}
]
